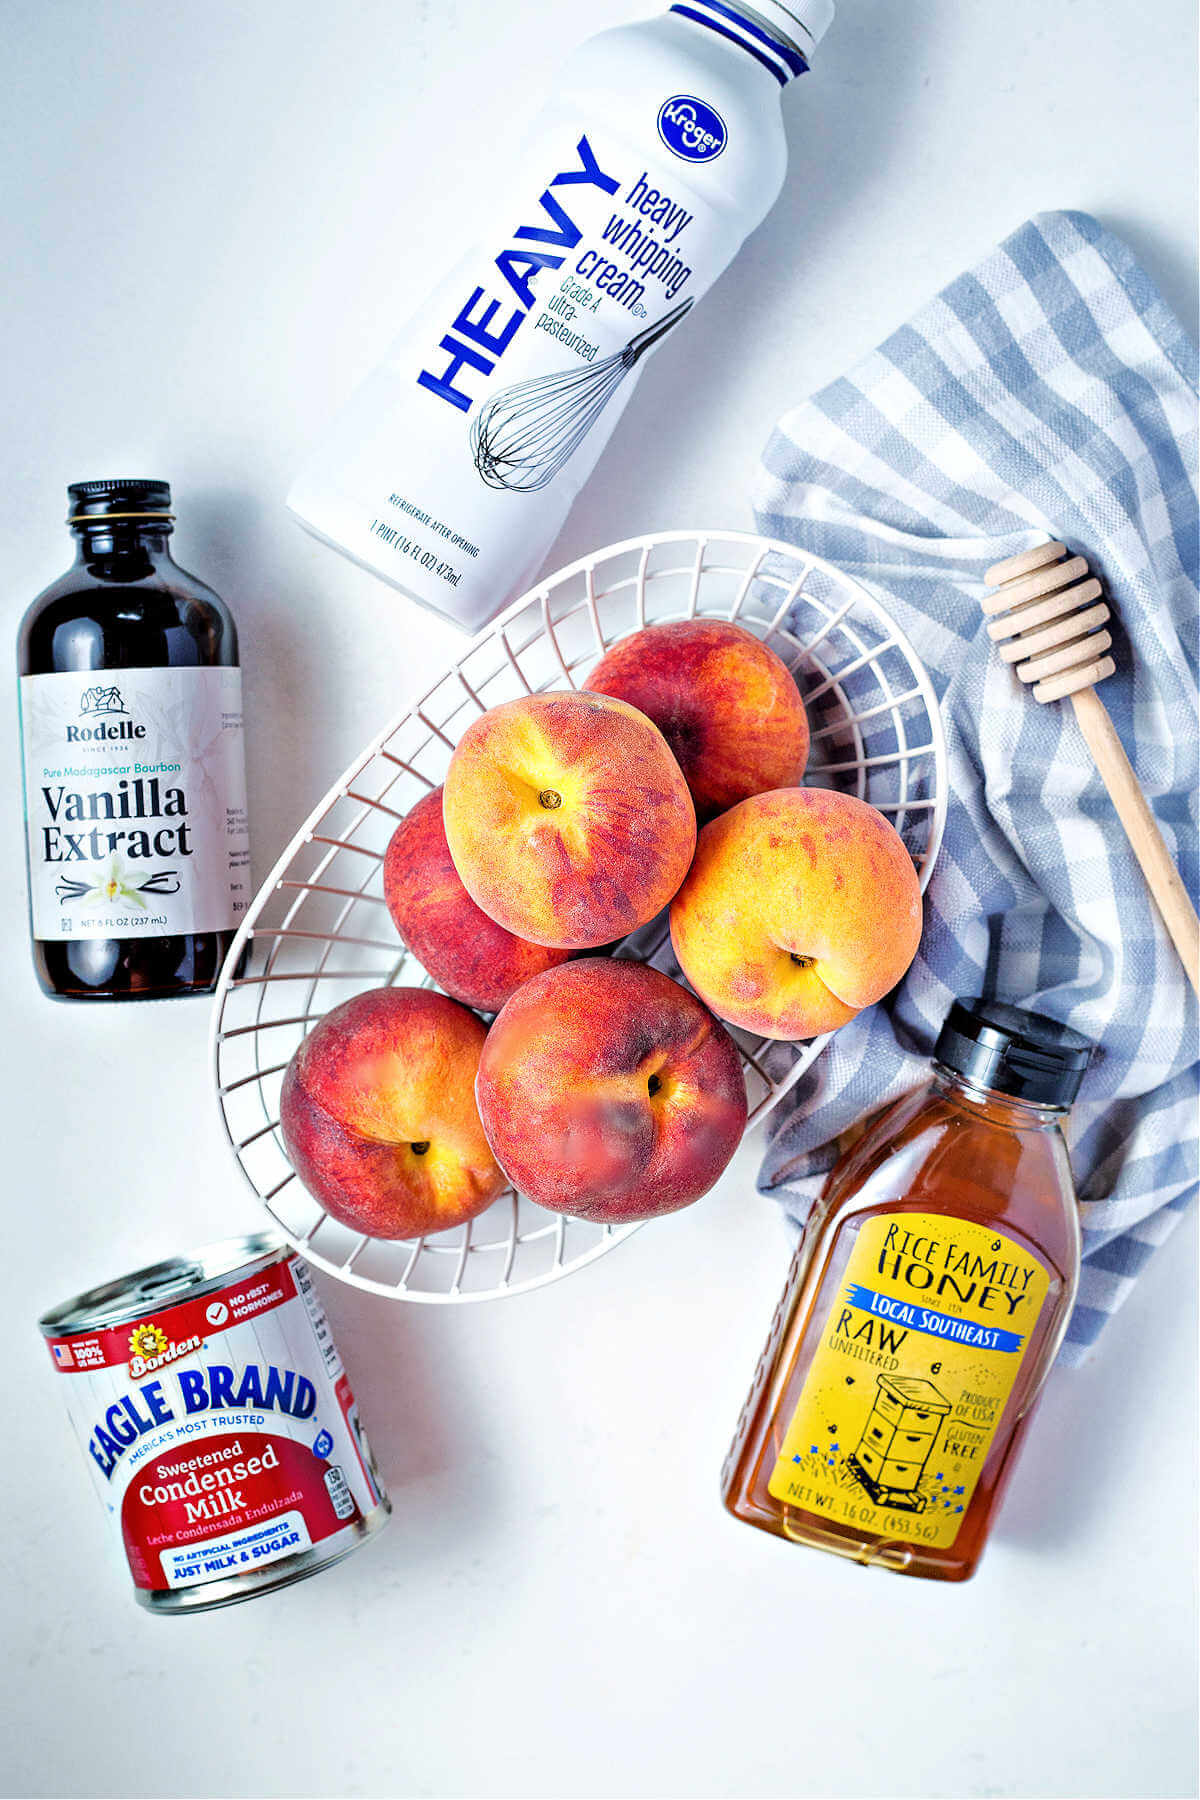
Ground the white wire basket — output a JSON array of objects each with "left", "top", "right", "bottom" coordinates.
[{"left": 211, "top": 530, "right": 947, "bottom": 1302}]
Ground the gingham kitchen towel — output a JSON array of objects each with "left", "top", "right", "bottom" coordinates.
[{"left": 753, "top": 209, "right": 1199, "bottom": 1364}]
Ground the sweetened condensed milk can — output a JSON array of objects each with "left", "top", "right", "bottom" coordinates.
[
  {"left": 722, "top": 999, "right": 1093, "bottom": 1581},
  {"left": 40, "top": 1233, "right": 389, "bottom": 1611}
]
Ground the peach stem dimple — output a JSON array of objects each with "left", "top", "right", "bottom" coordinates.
[
  {"left": 410, "top": 1141, "right": 431, "bottom": 1156},
  {"left": 538, "top": 789, "right": 562, "bottom": 810},
  {"left": 789, "top": 953, "right": 815, "bottom": 970}
]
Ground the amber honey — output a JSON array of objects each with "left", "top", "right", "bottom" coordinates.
[{"left": 722, "top": 999, "right": 1093, "bottom": 1582}]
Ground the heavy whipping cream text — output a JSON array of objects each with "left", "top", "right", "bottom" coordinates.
[
  {"left": 418, "top": 137, "right": 622, "bottom": 413},
  {"left": 44, "top": 1248, "right": 388, "bottom": 1602},
  {"left": 416, "top": 141, "right": 703, "bottom": 422}
]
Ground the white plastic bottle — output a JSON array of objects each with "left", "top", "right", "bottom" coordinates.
[{"left": 287, "top": 0, "right": 835, "bottom": 631}]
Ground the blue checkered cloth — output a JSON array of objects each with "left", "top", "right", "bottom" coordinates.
[{"left": 753, "top": 210, "right": 1198, "bottom": 1364}]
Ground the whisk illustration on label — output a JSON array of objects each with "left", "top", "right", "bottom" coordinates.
[
  {"left": 471, "top": 300, "right": 692, "bottom": 493},
  {"left": 288, "top": 0, "right": 836, "bottom": 629}
]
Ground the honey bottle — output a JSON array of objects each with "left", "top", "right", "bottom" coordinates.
[
  {"left": 722, "top": 998, "right": 1093, "bottom": 1581},
  {"left": 17, "top": 480, "right": 250, "bottom": 1000}
]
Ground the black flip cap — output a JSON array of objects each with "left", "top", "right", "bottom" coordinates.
[{"left": 934, "top": 997, "right": 1093, "bottom": 1106}]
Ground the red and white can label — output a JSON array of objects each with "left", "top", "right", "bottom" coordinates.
[{"left": 46, "top": 1254, "right": 386, "bottom": 1595}]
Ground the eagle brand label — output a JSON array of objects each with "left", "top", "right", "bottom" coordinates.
[
  {"left": 19, "top": 664, "right": 249, "bottom": 941},
  {"left": 45, "top": 1252, "right": 387, "bottom": 1601},
  {"left": 768, "top": 1212, "right": 1050, "bottom": 1549}
]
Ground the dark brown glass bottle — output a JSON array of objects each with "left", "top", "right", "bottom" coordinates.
[
  {"left": 18, "top": 480, "right": 250, "bottom": 1000},
  {"left": 722, "top": 1000, "right": 1093, "bottom": 1582}
]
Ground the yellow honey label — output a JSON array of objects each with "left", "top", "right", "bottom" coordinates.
[{"left": 768, "top": 1211, "right": 1050, "bottom": 1549}]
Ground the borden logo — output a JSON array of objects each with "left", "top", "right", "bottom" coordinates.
[
  {"left": 657, "top": 95, "right": 727, "bottom": 163},
  {"left": 128, "top": 1320, "right": 202, "bottom": 1379}
]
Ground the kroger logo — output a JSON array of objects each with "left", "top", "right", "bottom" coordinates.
[{"left": 657, "top": 95, "right": 727, "bottom": 163}]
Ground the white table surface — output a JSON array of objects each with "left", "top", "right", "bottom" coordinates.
[{"left": 2, "top": 3, "right": 1197, "bottom": 1797}]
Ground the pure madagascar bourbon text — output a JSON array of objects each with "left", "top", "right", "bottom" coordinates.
[{"left": 722, "top": 999, "right": 1093, "bottom": 1581}]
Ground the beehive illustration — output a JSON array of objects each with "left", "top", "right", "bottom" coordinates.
[{"left": 846, "top": 1375, "right": 951, "bottom": 1513}]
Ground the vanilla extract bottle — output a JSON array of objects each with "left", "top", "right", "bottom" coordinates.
[{"left": 18, "top": 481, "right": 250, "bottom": 1000}]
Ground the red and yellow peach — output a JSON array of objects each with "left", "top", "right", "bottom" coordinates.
[
  {"left": 584, "top": 619, "right": 809, "bottom": 820},
  {"left": 669, "top": 787, "right": 923, "bottom": 1040},
  {"left": 443, "top": 690, "right": 696, "bottom": 950},
  {"left": 475, "top": 957, "right": 747, "bottom": 1223},
  {"left": 280, "top": 986, "right": 506, "bottom": 1239},
  {"left": 383, "top": 787, "right": 568, "bottom": 1012}
]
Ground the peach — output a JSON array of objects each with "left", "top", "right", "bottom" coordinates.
[
  {"left": 383, "top": 787, "right": 569, "bottom": 1012},
  {"left": 280, "top": 986, "right": 506, "bottom": 1239},
  {"left": 475, "top": 958, "right": 747, "bottom": 1223},
  {"left": 583, "top": 619, "right": 809, "bottom": 820},
  {"left": 669, "top": 787, "right": 923, "bottom": 1040},
  {"left": 443, "top": 690, "right": 696, "bottom": 950}
]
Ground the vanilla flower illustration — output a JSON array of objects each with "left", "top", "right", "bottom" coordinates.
[{"left": 84, "top": 854, "right": 147, "bottom": 909}]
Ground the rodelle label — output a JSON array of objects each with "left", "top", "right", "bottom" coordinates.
[
  {"left": 19, "top": 665, "right": 249, "bottom": 940},
  {"left": 767, "top": 1212, "right": 1050, "bottom": 1549},
  {"left": 45, "top": 1253, "right": 386, "bottom": 1595}
]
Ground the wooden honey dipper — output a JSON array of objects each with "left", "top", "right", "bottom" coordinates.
[{"left": 984, "top": 541, "right": 1199, "bottom": 995}]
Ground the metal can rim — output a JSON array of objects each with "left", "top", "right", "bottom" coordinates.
[
  {"left": 135, "top": 1499, "right": 392, "bottom": 1614},
  {"left": 38, "top": 1231, "right": 290, "bottom": 1339}
]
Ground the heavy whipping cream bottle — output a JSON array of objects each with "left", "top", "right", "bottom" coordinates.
[{"left": 288, "top": 0, "right": 835, "bottom": 629}]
